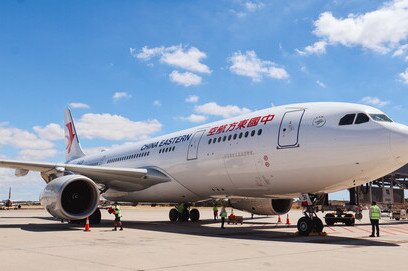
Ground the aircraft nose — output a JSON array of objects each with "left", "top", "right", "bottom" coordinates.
[{"left": 390, "top": 124, "right": 408, "bottom": 162}]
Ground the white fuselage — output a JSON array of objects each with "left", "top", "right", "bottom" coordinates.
[{"left": 69, "top": 102, "right": 408, "bottom": 203}]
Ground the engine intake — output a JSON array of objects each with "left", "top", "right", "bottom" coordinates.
[
  {"left": 40, "top": 175, "right": 100, "bottom": 220},
  {"left": 229, "top": 198, "right": 293, "bottom": 216}
]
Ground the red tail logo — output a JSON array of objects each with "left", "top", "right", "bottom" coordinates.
[{"left": 66, "top": 122, "right": 75, "bottom": 153}]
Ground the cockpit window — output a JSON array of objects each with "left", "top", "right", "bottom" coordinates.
[
  {"left": 355, "top": 113, "right": 370, "bottom": 124},
  {"left": 339, "top": 114, "right": 356, "bottom": 126},
  {"left": 369, "top": 114, "right": 393, "bottom": 122}
]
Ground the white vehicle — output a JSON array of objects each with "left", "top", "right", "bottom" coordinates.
[{"left": 0, "top": 102, "right": 407, "bottom": 235}]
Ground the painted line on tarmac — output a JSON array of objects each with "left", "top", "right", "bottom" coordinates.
[
  {"left": 354, "top": 226, "right": 371, "bottom": 233},
  {"left": 340, "top": 226, "right": 354, "bottom": 233},
  {"left": 385, "top": 226, "right": 408, "bottom": 234},
  {"left": 326, "top": 226, "right": 335, "bottom": 232}
]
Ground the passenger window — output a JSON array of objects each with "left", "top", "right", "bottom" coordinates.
[
  {"left": 233, "top": 134, "right": 237, "bottom": 140},
  {"left": 244, "top": 131, "right": 249, "bottom": 137},
  {"left": 212, "top": 138, "right": 217, "bottom": 144},
  {"left": 258, "top": 129, "right": 262, "bottom": 136},
  {"left": 208, "top": 139, "right": 212, "bottom": 144},
  {"left": 251, "top": 130, "right": 255, "bottom": 137},
  {"left": 339, "top": 114, "right": 356, "bottom": 126},
  {"left": 239, "top": 133, "right": 243, "bottom": 139},
  {"left": 223, "top": 136, "right": 227, "bottom": 142},
  {"left": 228, "top": 135, "right": 232, "bottom": 141},
  {"left": 172, "top": 146, "right": 175, "bottom": 151},
  {"left": 355, "top": 113, "right": 370, "bottom": 124},
  {"left": 218, "top": 137, "right": 222, "bottom": 143}
]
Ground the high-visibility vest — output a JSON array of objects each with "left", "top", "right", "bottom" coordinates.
[
  {"left": 370, "top": 205, "right": 380, "bottom": 220},
  {"left": 213, "top": 206, "right": 218, "bottom": 212},
  {"left": 220, "top": 208, "right": 227, "bottom": 218},
  {"left": 114, "top": 207, "right": 122, "bottom": 218}
]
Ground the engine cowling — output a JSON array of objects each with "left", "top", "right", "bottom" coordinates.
[
  {"left": 229, "top": 198, "right": 293, "bottom": 215},
  {"left": 40, "top": 175, "right": 100, "bottom": 221}
]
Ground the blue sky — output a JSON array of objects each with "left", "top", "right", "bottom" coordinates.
[{"left": 1, "top": 0, "right": 408, "bottom": 200}]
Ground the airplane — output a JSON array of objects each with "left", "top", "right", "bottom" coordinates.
[
  {"left": 0, "top": 102, "right": 407, "bottom": 235},
  {"left": 1, "top": 187, "right": 21, "bottom": 209}
]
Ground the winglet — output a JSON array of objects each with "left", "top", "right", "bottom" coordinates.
[{"left": 64, "top": 108, "right": 85, "bottom": 162}]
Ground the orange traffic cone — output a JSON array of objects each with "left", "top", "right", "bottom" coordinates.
[
  {"left": 286, "top": 214, "right": 290, "bottom": 227},
  {"left": 277, "top": 215, "right": 282, "bottom": 223},
  {"left": 84, "top": 217, "right": 90, "bottom": 232}
]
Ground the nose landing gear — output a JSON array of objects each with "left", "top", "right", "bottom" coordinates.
[{"left": 297, "top": 194, "right": 325, "bottom": 236}]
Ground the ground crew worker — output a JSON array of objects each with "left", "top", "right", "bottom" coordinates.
[
  {"left": 176, "top": 203, "right": 188, "bottom": 221},
  {"left": 369, "top": 201, "right": 380, "bottom": 237},
  {"left": 220, "top": 206, "right": 227, "bottom": 229},
  {"left": 176, "top": 203, "right": 185, "bottom": 215},
  {"left": 112, "top": 202, "right": 123, "bottom": 231},
  {"left": 213, "top": 205, "right": 219, "bottom": 221}
]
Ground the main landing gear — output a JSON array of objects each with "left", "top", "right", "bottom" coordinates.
[
  {"left": 169, "top": 203, "right": 200, "bottom": 222},
  {"left": 297, "top": 194, "right": 324, "bottom": 236}
]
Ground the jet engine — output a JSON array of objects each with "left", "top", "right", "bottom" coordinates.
[
  {"left": 40, "top": 175, "right": 100, "bottom": 221},
  {"left": 229, "top": 198, "right": 293, "bottom": 215}
]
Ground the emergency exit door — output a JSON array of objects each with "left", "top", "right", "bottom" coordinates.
[
  {"left": 278, "top": 110, "right": 305, "bottom": 148},
  {"left": 187, "top": 130, "right": 205, "bottom": 160}
]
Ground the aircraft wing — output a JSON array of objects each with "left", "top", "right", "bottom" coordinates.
[{"left": 0, "top": 159, "right": 171, "bottom": 191}]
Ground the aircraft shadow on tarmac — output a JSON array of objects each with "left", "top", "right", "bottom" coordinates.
[{"left": 0, "top": 216, "right": 399, "bottom": 247}]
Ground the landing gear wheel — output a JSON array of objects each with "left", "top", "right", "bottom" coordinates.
[
  {"left": 313, "top": 217, "right": 324, "bottom": 233},
  {"left": 89, "top": 208, "right": 102, "bottom": 225},
  {"left": 179, "top": 209, "right": 190, "bottom": 222},
  {"left": 169, "top": 208, "right": 179, "bottom": 222},
  {"left": 189, "top": 208, "right": 200, "bottom": 222},
  {"left": 297, "top": 217, "right": 313, "bottom": 236}
]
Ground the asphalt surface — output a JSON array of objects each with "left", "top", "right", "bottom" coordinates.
[{"left": 1, "top": 207, "right": 407, "bottom": 271}]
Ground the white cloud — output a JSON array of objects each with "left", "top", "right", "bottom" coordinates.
[
  {"left": 153, "top": 100, "right": 161, "bottom": 107},
  {"left": 316, "top": 80, "right": 326, "bottom": 88},
  {"left": 69, "top": 102, "right": 90, "bottom": 109},
  {"left": 195, "top": 102, "right": 251, "bottom": 118},
  {"left": 393, "top": 44, "right": 408, "bottom": 57},
  {"left": 169, "top": 71, "right": 202, "bottom": 87},
  {"left": 0, "top": 125, "right": 55, "bottom": 150},
  {"left": 132, "top": 45, "right": 211, "bottom": 74},
  {"left": 185, "top": 95, "right": 199, "bottom": 103},
  {"left": 33, "top": 123, "right": 64, "bottom": 141},
  {"left": 245, "top": 1, "right": 265, "bottom": 12},
  {"left": 179, "top": 114, "right": 208, "bottom": 123},
  {"left": 360, "top": 96, "right": 390, "bottom": 107},
  {"left": 18, "top": 149, "right": 58, "bottom": 161},
  {"left": 400, "top": 68, "right": 408, "bottom": 84},
  {"left": 75, "top": 113, "right": 162, "bottom": 141},
  {"left": 113, "top": 92, "right": 132, "bottom": 101},
  {"left": 296, "top": 41, "right": 328, "bottom": 56},
  {"left": 301, "top": 1, "right": 408, "bottom": 55},
  {"left": 229, "top": 51, "right": 289, "bottom": 82}
]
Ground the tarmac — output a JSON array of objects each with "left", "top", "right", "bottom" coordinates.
[{"left": 1, "top": 207, "right": 408, "bottom": 271}]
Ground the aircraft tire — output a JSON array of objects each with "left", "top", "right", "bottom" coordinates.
[
  {"left": 169, "top": 208, "right": 179, "bottom": 222},
  {"left": 189, "top": 208, "right": 200, "bottom": 222},
  {"left": 313, "top": 217, "right": 324, "bottom": 233},
  {"left": 297, "top": 217, "right": 313, "bottom": 236},
  {"left": 90, "top": 208, "right": 102, "bottom": 225}
]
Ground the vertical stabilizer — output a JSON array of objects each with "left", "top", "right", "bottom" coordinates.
[
  {"left": 8, "top": 187, "right": 11, "bottom": 201},
  {"left": 64, "top": 108, "right": 85, "bottom": 162}
]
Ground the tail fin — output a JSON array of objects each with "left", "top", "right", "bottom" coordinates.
[
  {"left": 64, "top": 108, "right": 85, "bottom": 162},
  {"left": 8, "top": 187, "right": 11, "bottom": 201}
]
